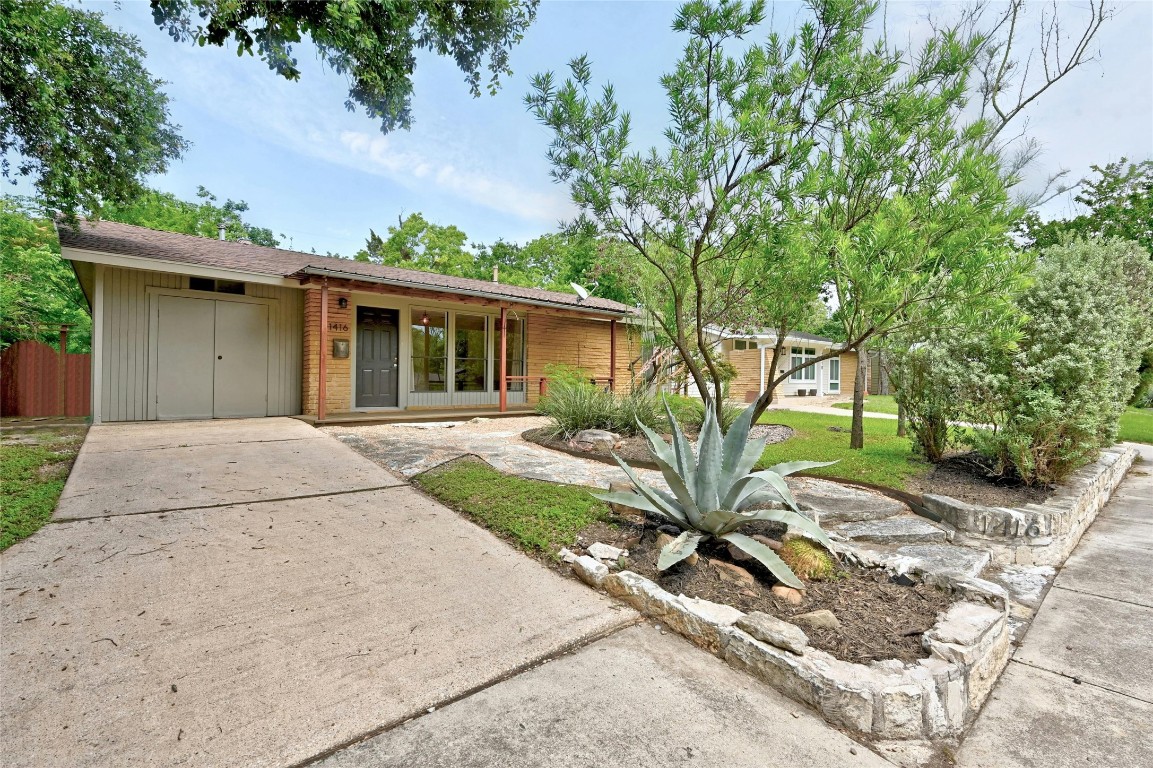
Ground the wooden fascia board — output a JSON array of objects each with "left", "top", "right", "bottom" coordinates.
[{"left": 297, "top": 274, "right": 631, "bottom": 322}]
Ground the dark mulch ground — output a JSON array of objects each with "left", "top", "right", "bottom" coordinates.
[
  {"left": 524, "top": 424, "right": 795, "bottom": 467},
  {"left": 577, "top": 520, "right": 953, "bottom": 665},
  {"left": 906, "top": 452, "right": 1053, "bottom": 507}
]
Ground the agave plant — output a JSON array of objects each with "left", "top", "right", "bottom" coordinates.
[{"left": 593, "top": 400, "right": 836, "bottom": 589}]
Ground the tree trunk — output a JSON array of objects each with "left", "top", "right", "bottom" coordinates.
[
  {"left": 896, "top": 398, "right": 907, "bottom": 437},
  {"left": 850, "top": 347, "right": 867, "bottom": 450}
]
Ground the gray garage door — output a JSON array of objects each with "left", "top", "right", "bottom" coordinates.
[{"left": 155, "top": 295, "right": 269, "bottom": 419}]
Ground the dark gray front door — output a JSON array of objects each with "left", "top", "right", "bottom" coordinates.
[{"left": 356, "top": 307, "right": 399, "bottom": 407}]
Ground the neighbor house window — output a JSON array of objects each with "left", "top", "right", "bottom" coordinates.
[
  {"left": 492, "top": 317, "right": 526, "bottom": 392},
  {"left": 454, "top": 314, "right": 488, "bottom": 392},
  {"left": 829, "top": 356, "right": 841, "bottom": 391},
  {"left": 789, "top": 347, "right": 818, "bottom": 381},
  {"left": 411, "top": 309, "right": 447, "bottom": 392}
]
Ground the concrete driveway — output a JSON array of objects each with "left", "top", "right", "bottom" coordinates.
[{"left": 1, "top": 418, "right": 633, "bottom": 767}]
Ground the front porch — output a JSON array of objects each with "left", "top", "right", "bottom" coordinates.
[
  {"left": 294, "top": 405, "right": 538, "bottom": 427},
  {"left": 300, "top": 270, "right": 632, "bottom": 421}
]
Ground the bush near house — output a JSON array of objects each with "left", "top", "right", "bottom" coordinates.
[{"left": 537, "top": 375, "right": 662, "bottom": 438}]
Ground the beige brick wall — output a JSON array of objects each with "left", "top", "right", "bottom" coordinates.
[
  {"left": 302, "top": 286, "right": 353, "bottom": 416},
  {"left": 840, "top": 351, "right": 860, "bottom": 397},
  {"left": 726, "top": 349, "right": 763, "bottom": 403},
  {"left": 525, "top": 313, "right": 638, "bottom": 403}
]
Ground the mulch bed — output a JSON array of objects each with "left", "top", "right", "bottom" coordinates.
[
  {"left": 576, "top": 519, "right": 953, "bottom": 665},
  {"left": 524, "top": 424, "right": 795, "bottom": 467},
  {"left": 906, "top": 451, "right": 1053, "bottom": 507}
]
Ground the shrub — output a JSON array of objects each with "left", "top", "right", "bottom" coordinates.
[
  {"left": 977, "top": 239, "right": 1152, "bottom": 484},
  {"left": 662, "top": 394, "right": 745, "bottom": 434},
  {"left": 542, "top": 362, "right": 591, "bottom": 389},
  {"left": 538, "top": 379, "right": 661, "bottom": 438},
  {"left": 893, "top": 332, "right": 1002, "bottom": 463}
]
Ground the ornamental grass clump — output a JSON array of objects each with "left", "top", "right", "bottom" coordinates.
[{"left": 593, "top": 400, "right": 836, "bottom": 589}]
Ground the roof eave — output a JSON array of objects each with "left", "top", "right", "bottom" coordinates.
[{"left": 295, "top": 265, "right": 635, "bottom": 318}]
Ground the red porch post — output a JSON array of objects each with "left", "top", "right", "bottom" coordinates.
[
  {"left": 499, "top": 305, "right": 508, "bottom": 412},
  {"left": 609, "top": 318, "right": 617, "bottom": 392},
  {"left": 318, "top": 279, "right": 329, "bottom": 422}
]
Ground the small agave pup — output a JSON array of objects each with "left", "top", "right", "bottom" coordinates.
[{"left": 593, "top": 401, "right": 836, "bottom": 590}]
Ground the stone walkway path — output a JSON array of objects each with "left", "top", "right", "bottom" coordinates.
[
  {"left": 324, "top": 416, "right": 1028, "bottom": 597},
  {"left": 322, "top": 416, "right": 910, "bottom": 518},
  {"left": 957, "top": 442, "right": 1153, "bottom": 768}
]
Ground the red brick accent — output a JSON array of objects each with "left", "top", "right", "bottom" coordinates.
[{"left": 302, "top": 287, "right": 353, "bottom": 416}]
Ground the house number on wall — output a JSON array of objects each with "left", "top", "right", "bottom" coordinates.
[{"left": 328, "top": 322, "right": 349, "bottom": 332}]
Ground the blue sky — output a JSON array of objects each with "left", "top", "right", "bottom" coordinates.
[{"left": 40, "top": 1, "right": 1153, "bottom": 256}]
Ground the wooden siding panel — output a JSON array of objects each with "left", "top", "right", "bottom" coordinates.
[{"left": 99, "top": 267, "right": 300, "bottom": 421}]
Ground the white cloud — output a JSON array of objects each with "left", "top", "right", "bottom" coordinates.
[{"left": 337, "top": 130, "right": 572, "bottom": 223}]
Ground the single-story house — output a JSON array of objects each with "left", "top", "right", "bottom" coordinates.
[
  {"left": 58, "top": 220, "right": 637, "bottom": 423},
  {"left": 680, "top": 328, "right": 861, "bottom": 402}
]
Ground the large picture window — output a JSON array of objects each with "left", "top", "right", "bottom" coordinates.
[
  {"left": 493, "top": 317, "right": 526, "bottom": 392},
  {"left": 789, "top": 347, "right": 818, "bottom": 382},
  {"left": 454, "top": 314, "right": 488, "bottom": 392},
  {"left": 411, "top": 309, "right": 447, "bottom": 392}
]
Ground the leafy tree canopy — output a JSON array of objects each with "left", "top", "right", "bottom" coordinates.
[
  {"left": 352, "top": 212, "right": 639, "bottom": 303},
  {"left": 1019, "top": 159, "right": 1153, "bottom": 255},
  {"left": 354, "top": 213, "right": 472, "bottom": 275},
  {"left": 150, "top": 0, "right": 539, "bottom": 133},
  {"left": 0, "top": 0, "right": 187, "bottom": 220},
  {"left": 102, "top": 186, "right": 281, "bottom": 247},
  {"left": 1, "top": 196, "right": 91, "bottom": 352},
  {"left": 527, "top": 0, "right": 1023, "bottom": 435}
]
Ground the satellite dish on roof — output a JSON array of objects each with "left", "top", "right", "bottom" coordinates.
[{"left": 570, "top": 282, "right": 590, "bottom": 300}]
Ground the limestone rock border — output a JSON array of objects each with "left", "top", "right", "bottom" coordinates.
[
  {"left": 922, "top": 445, "right": 1137, "bottom": 566},
  {"left": 572, "top": 558, "right": 1009, "bottom": 741}
]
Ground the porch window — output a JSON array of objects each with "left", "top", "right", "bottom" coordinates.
[
  {"left": 493, "top": 317, "right": 526, "bottom": 392},
  {"left": 829, "top": 356, "right": 841, "bottom": 391},
  {"left": 454, "top": 314, "right": 488, "bottom": 392},
  {"left": 411, "top": 309, "right": 447, "bottom": 392},
  {"left": 789, "top": 347, "right": 818, "bottom": 382}
]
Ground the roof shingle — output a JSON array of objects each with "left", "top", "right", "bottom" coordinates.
[{"left": 57, "top": 219, "right": 633, "bottom": 315}]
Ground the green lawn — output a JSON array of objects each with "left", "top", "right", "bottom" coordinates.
[
  {"left": 836, "top": 397, "right": 1152, "bottom": 445},
  {"left": 414, "top": 457, "right": 612, "bottom": 553},
  {"left": 832, "top": 395, "right": 900, "bottom": 415},
  {"left": 1120, "top": 407, "right": 1153, "bottom": 444},
  {"left": 758, "top": 409, "right": 927, "bottom": 489},
  {"left": 1, "top": 429, "right": 85, "bottom": 550}
]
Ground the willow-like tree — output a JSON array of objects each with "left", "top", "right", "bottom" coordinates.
[{"left": 527, "top": 0, "right": 1024, "bottom": 441}]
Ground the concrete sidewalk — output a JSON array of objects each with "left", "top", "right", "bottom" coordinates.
[
  {"left": 958, "top": 442, "right": 1153, "bottom": 768},
  {"left": 316, "top": 624, "right": 892, "bottom": 768}
]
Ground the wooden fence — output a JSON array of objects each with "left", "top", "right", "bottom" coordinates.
[{"left": 0, "top": 340, "right": 90, "bottom": 417}]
